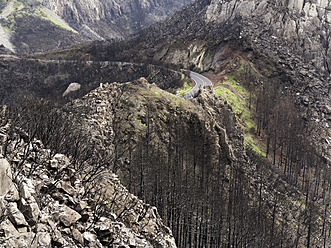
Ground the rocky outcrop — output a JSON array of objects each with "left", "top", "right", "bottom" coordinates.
[
  {"left": 60, "top": 78, "right": 331, "bottom": 247},
  {"left": 62, "top": 82, "right": 81, "bottom": 97},
  {"left": 0, "top": 126, "right": 176, "bottom": 247},
  {"left": 206, "top": 0, "right": 331, "bottom": 75},
  {"left": 202, "top": 0, "right": 331, "bottom": 160},
  {"left": 0, "top": 159, "right": 19, "bottom": 201}
]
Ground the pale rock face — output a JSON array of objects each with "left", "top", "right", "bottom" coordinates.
[
  {"left": 205, "top": 0, "right": 331, "bottom": 75},
  {"left": 0, "top": 159, "right": 19, "bottom": 201},
  {"left": 27, "top": 0, "right": 43, "bottom": 6},
  {"left": 0, "top": 25, "right": 15, "bottom": 53},
  {"left": 34, "top": 232, "right": 52, "bottom": 247},
  {"left": 8, "top": 202, "right": 29, "bottom": 227},
  {"left": 59, "top": 205, "right": 82, "bottom": 227},
  {"left": 40, "top": 0, "right": 193, "bottom": 39},
  {"left": 1, "top": 219, "right": 19, "bottom": 237},
  {"left": 0, "top": 132, "right": 177, "bottom": 247}
]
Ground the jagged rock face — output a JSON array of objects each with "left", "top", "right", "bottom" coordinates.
[
  {"left": 201, "top": 0, "right": 331, "bottom": 159},
  {"left": 205, "top": 0, "right": 331, "bottom": 76},
  {"left": 44, "top": 0, "right": 190, "bottom": 23}
]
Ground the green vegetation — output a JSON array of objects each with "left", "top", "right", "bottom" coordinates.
[
  {"left": 0, "top": 0, "right": 7, "bottom": 13},
  {"left": 1, "top": 13, "right": 16, "bottom": 31},
  {"left": 0, "top": 0, "right": 26, "bottom": 14},
  {"left": 215, "top": 83, "right": 253, "bottom": 130},
  {"left": 13, "top": 0, "right": 25, "bottom": 10},
  {"left": 176, "top": 80, "right": 193, "bottom": 96},
  {"left": 245, "top": 135, "right": 264, "bottom": 156},
  {"left": 215, "top": 60, "right": 266, "bottom": 156},
  {"left": 0, "top": 3, "right": 75, "bottom": 33},
  {"left": 224, "top": 75, "right": 247, "bottom": 95}
]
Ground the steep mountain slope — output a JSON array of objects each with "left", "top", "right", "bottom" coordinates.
[
  {"left": 0, "top": 0, "right": 193, "bottom": 54},
  {"left": 37, "top": 0, "right": 331, "bottom": 246},
  {"left": 1, "top": 0, "right": 331, "bottom": 246},
  {"left": 7, "top": 77, "right": 330, "bottom": 247},
  {"left": 72, "top": 0, "right": 330, "bottom": 161},
  {"left": 0, "top": 56, "right": 329, "bottom": 247}
]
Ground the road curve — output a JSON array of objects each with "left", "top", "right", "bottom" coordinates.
[
  {"left": 181, "top": 71, "right": 213, "bottom": 99},
  {"left": 0, "top": 57, "right": 213, "bottom": 99}
]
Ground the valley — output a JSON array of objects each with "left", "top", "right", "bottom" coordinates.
[{"left": 0, "top": 0, "right": 330, "bottom": 247}]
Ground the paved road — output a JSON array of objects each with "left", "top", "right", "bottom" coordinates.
[
  {"left": 0, "top": 57, "right": 213, "bottom": 99},
  {"left": 181, "top": 71, "right": 213, "bottom": 99},
  {"left": 46, "top": 59, "right": 144, "bottom": 67}
]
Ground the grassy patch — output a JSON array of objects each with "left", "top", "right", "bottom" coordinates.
[
  {"left": 224, "top": 76, "right": 247, "bottom": 96},
  {"left": 1, "top": 13, "right": 16, "bottom": 31},
  {"left": 1, "top": 4, "right": 75, "bottom": 33},
  {"left": 13, "top": 0, "right": 25, "bottom": 10},
  {"left": 117, "top": 82, "right": 198, "bottom": 140},
  {"left": 215, "top": 70, "right": 265, "bottom": 157},
  {"left": 39, "top": 7, "right": 75, "bottom": 32},
  {"left": 245, "top": 135, "right": 265, "bottom": 157},
  {"left": 215, "top": 86, "right": 253, "bottom": 130},
  {"left": 176, "top": 81, "right": 193, "bottom": 96},
  {"left": 0, "top": 1, "right": 7, "bottom": 13}
]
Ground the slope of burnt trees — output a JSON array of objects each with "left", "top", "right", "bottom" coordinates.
[
  {"left": 107, "top": 74, "right": 331, "bottom": 247},
  {"left": 5, "top": 78, "right": 330, "bottom": 247},
  {"left": 109, "top": 92, "right": 301, "bottom": 247},
  {"left": 0, "top": 58, "right": 182, "bottom": 104},
  {"left": 244, "top": 69, "right": 331, "bottom": 247}
]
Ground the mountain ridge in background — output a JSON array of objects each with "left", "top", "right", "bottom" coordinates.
[
  {"left": 0, "top": 0, "right": 193, "bottom": 54},
  {"left": 1, "top": 0, "right": 331, "bottom": 247}
]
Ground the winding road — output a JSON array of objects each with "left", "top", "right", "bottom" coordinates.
[
  {"left": 0, "top": 55, "right": 213, "bottom": 99},
  {"left": 181, "top": 71, "right": 213, "bottom": 99},
  {"left": 38, "top": 60, "right": 213, "bottom": 100}
]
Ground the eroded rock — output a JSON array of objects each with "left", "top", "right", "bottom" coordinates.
[
  {"left": 0, "top": 159, "right": 19, "bottom": 202},
  {"left": 0, "top": 111, "right": 177, "bottom": 248},
  {"left": 59, "top": 205, "right": 81, "bottom": 227},
  {"left": 7, "top": 202, "right": 29, "bottom": 227}
]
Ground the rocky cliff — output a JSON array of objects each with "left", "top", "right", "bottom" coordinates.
[
  {"left": 203, "top": 0, "right": 331, "bottom": 158},
  {"left": 206, "top": 0, "right": 331, "bottom": 75}
]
